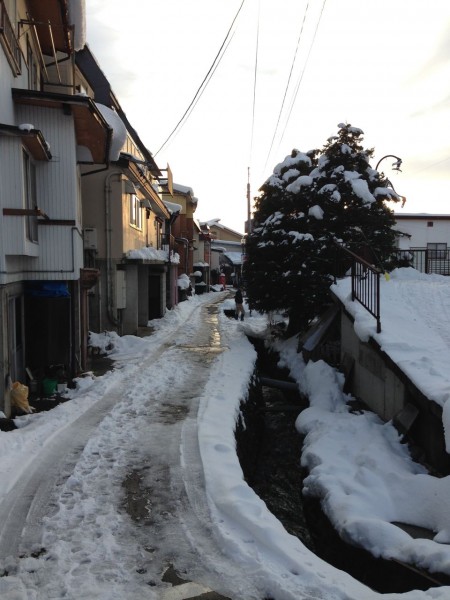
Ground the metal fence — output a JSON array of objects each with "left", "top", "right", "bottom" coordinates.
[
  {"left": 393, "top": 248, "right": 450, "bottom": 276},
  {"left": 334, "top": 242, "right": 382, "bottom": 333}
]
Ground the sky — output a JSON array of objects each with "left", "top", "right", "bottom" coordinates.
[
  {"left": 3, "top": 274, "right": 450, "bottom": 598},
  {"left": 83, "top": 0, "right": 450, "bottom": 234}
]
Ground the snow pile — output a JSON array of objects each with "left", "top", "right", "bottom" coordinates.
[{"left": 126, "top": 246, "right": 179, "bottom": 264}]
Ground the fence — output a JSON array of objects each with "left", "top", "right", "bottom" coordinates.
[
  {"left": 334, "top": 242, "right": 382, "bottom": 333},
  {"left": 393, "top": 248, "right": 450, "bottom": 276}
]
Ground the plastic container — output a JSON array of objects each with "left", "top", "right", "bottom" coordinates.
[{"left": 42, "top": 378, "right": 57, "bottom": 396}]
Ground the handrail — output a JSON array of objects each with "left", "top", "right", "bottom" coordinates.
[{"left": 334, "top": 241, "right": 382, "bottom": 333}]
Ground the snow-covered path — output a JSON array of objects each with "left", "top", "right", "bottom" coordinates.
[{"left": 0, "top": 294, "right": 244, "bottom": 599}]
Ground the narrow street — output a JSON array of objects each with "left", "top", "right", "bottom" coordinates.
[{"left": 0, "top": 295, "right": 252, "bottom": 599}]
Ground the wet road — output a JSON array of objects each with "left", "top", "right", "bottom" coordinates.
[{"left": 0, "top": 296, "right": 247, "bottom": 599}]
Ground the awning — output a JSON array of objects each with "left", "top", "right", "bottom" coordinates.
[
  {"left": 0, "top": 123, "right": 52, "bottom": 160},
  {"left": 12, "top": 89, "right": 112, "bottom": 164}
]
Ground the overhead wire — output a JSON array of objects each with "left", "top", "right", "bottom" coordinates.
[
  {"left": 154, "top": 0, "right": 246, "bottom": 157},
  {"left": 247, "top": 0, "right": 261, "bottom": 232},
  {"left": 159, "top": 32, "right": 236, "bottom": 146},
  {"left": 263, "top": 1, "right": 311, "bottom": 174},
  {"left": 249, "top": 0, "right": 261, "bottom": 166},
  {"left": 277, "top": 0, "right": 327, "bottom": 152}
]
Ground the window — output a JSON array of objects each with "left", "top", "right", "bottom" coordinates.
[
  {"left": 427, "top": 221, "right": 434, "bottom": 227},
  {"left": 22, "top": 149, "right": 38, "bottom": 242},
  {"left": 129, "top": 194, "right": 142, "bottom": 230},
  {"left": 427, "top": 243, "right": 447, "bottom": 259}
]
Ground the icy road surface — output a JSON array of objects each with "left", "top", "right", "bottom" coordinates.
[{"left": 0, "top": 296, "right": 244, "bottom": 599}]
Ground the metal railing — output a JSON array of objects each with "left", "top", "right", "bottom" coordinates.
[
  {"left": 161, "top": 232, "right": 175, "bottom": 254},
  {"left": 0, "top": 0, "right": 21, "bottom": 74},
  {"left": 393, "top": 248, "right": 450, "bottom": 276},
  {"left": 334, "top": 242, "right": 382, "bottom": 333}
]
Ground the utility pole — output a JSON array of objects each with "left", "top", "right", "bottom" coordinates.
[{"left": 247, "top": 166, "right": 252, "bottom": 234}]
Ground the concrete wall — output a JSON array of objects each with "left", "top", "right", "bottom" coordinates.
[
  {"left": 341, "top": 313, "right": 406, "bottom": 420},
  {"left": 340, "top": 309, "right": 450, "bottom": 473}
]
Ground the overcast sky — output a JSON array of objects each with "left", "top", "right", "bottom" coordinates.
[{"left": 85, "top": 0, "right": 450, "bottom": 233}]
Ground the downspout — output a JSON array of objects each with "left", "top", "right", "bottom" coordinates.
[{"left": 105, "top": 171, "right": 122, "bottom": 327}]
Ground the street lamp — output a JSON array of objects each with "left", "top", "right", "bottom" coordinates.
[
  {"left": 375, "top": 154, "right": 406, "bottom": 207},
  {"left": 375, "top": 154, "right": 402, "bottom": 172}
]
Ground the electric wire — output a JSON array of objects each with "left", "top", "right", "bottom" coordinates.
[
  {"left": 263, "top": 1, "right": 310, "bottom": 174},
  {"left": 277, "top": 0, "right": 327, "bottom": 154},
  {"left": 413, "top": 156, "right": 450, "bottom": 174},
  {"left": 160, "top": 32, "right": 236, "bottom": 146},
  {"left": 249, "top": 0, "right": 261, "bottom": 166},
  {"left": 154, "top": 0, "right": 246, "bottom": 157}
]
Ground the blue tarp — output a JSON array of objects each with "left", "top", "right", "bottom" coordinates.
[{"left": 26, "top": 282, "right": 70, "bottom": 298}]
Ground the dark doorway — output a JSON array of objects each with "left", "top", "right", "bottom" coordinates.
[
  {"left": 25, "top": 295, "right": 71, "bottom": 377},
  {"left": 148, "top": 275, "right": 161, "bottom": 320}
]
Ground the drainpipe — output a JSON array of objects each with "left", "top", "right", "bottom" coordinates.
[{"left": 105, "top": 171, "right": 122, "bottom": 327}]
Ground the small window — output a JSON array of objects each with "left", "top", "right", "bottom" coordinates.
[
  {"left": 129, "top": 194, "right": 142, "bottom": 230},
  {"left": 427, "top": 221, "right": 434, "bottom": 227},
  {"left": 427, "top": 242, "right": 447, "bottom": 259}
]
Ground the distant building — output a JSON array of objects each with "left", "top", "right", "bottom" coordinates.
[{"left": 202, "top": 219, "right": 244, "bottom": 286}]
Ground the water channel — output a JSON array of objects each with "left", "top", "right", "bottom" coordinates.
[{"left": 236, "top": 337, "right": 450, "bottom": 595}]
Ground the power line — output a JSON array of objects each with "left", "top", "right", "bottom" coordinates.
[
  {"left": 413, "top": 156, "right": 450, "bottom": 175},
  {"left": 154, "top": 0, "right": 246, "bottom": 157},
  {"left": 161, "top": 32, "right": 236, "bottom": 146},
  {"left": 249, "top": 0, "right": 261, "bottom": 165},
  {"left": 263, "top": 1, "right": 310, "bottom": 174},
  {"left": 277, "top": 0, "right": 327, "bottom": 154}
]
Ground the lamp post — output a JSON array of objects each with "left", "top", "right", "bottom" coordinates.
[
  {"left": 375, "top": 155, "right": 406, "bottom": 207},
  {"left": 375, "top": 154, "right": 402, "bottom": 172}
]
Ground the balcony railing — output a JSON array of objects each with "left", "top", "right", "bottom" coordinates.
[
  {"left": 161, "top": 233, "right": 175, "bottom": 254},
  {"left": 334, "top": 242, "right": 382, "bottom": 333},
  {"left": 0, "top": 0, "right": 21, "bottom": 75}
]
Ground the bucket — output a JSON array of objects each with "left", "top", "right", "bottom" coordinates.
[{"left": 42, "top": 378, "right": 57, "bottom": 396}]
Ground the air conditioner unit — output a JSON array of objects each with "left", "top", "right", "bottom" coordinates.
[{"left": 83, "top": 228, "right": 98, "bottom": 250}]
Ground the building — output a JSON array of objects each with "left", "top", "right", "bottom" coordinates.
[
  {"left": 395, "top": 213, "right": 450, "bottom": 275},
  {"left": 0, "top": 0, "right": 112, "bottom": 414},
  {"left": 203, "top": 219, "right": 244, "bottom": 286},
  {"left": 75, "top": 46, "right": 175, "bottom": 338}
]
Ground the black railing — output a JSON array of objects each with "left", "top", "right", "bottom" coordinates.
[
  {"left": 393, "top": 248, "right": 450, "bottom": 276},
  {"left": 0, "top": 0, "right": 21, "bottom": 74},
  {"left": 161, "top": 232, "right": 174, "bottom": 254},
  {"left": 334, "top": 242, "right": 381, "bottom": 333}
]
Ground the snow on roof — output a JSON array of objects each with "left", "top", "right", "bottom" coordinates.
[
  {"left": 68, "top": 0, "right": 86, "bottom": 51},
  {"left": 126, "top": 247, "right": 179, "bottom": 264},
  {"left": 224, "top": 252, "right": 242, "bottom": 265},
  {"left": 95, "top": 104, "right": 127, "bottom": 161},
  {"left": 163, "top": 200, "right": 182, "bottom": 215},
  {"left": 204, "top": 219, "right": 244, "bottom": 237},
  {"left": 173, "top": 183, "right": 198, "bottom": 204}
]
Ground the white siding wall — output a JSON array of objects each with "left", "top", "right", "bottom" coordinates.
[
  {"left": 1, "top": 105, "right": 83, "bottom": 280},
  {"left": 396, "top": 217, "right": 450, "bottom": 249}
]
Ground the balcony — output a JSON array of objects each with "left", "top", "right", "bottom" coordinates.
[{"left": 0, "top": 0, "right": 21, "bottom": 75}]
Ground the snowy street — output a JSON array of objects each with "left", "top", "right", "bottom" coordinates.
[
  {"left": 3, "top": 277, "right": 450, "bottom": 599},
  {"left": 0, "top": 294, "right": 250, "bottom": 599}
]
